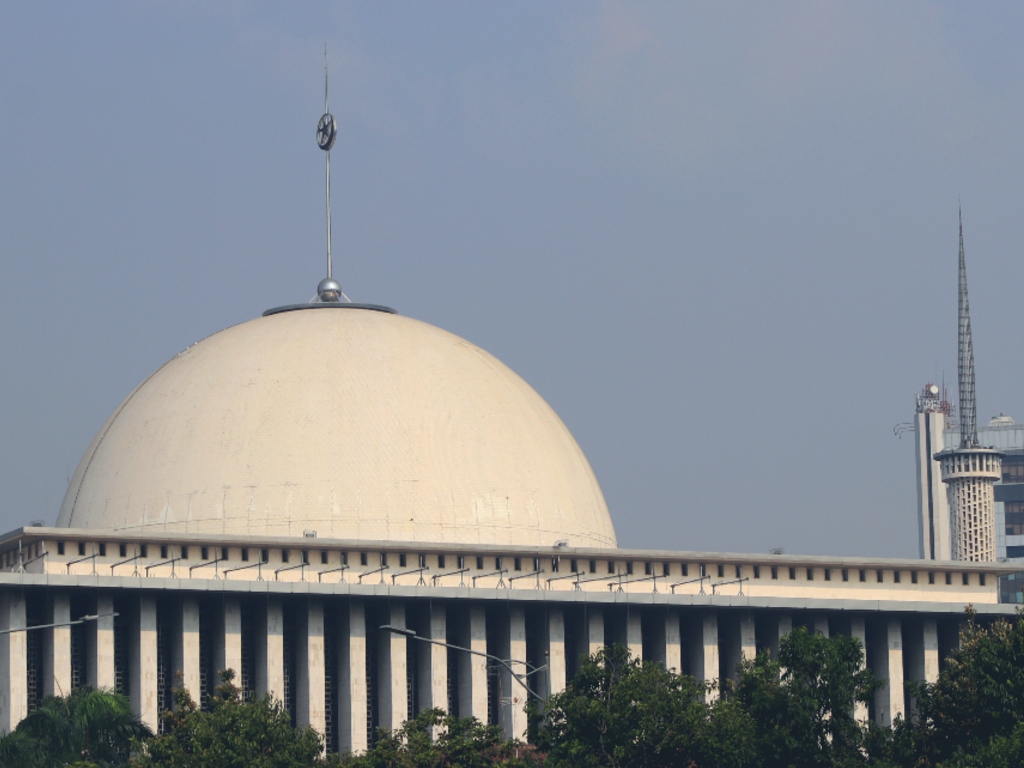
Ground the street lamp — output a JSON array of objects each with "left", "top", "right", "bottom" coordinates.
[
  {"left": 380, "top": 624, "right": 546, "bottom": 700},
  {"left": 0, "top": 612, "right": 119, "bottom": 636}
]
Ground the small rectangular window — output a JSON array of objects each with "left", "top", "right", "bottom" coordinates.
[
  {"left": 753, "top": 565, "right": 760, "bottom": 579},
  {"left": 859, "top": 569, "right": 866, "bottom": 582},
  {"left": 928, "top": 571, "right": 935, "bottom": 584},
  {"left": 321, "top": 551, "right": 328, "bottom": 565},
  {"left": 380, "top": 552, "right": 388, "bottom": 566},
  {"left": 99, "top": 543, "right": 107, "bottom": 557},
  {"left": 682, "top": 563, "right": 689, "bottom": 576},
  {"left": 514, "top": 557, "right": 522, "bottom": 571},
  {"left": 181, "top": 546, "right": 188, "bottom": 560},
  {"left": 552, "top": 557, "right": 560, "bottom": 573},
  {"left": 644, "top": 562, "right": 651, "bottom": 576},
  {"left": 789, "top": 567, "right": 796, "bottom": 580},
  {"left": 717, "top": 564, "right": 725, "bottom": 578},
  {"left": 140, "top": 544, "right": 148, "bottom": 557},
  {"left": 222, "top": 547, "right": 229, "bottom": 561},
  {"left": 302, "top": 550, "right": 309, "bottom": 565},
  {"left": 243, "top": 549, "right": 250, "bottom": 562},
  {"left": 57, "top": 541, "right": 65, "bottom": 555},
  {"left": 476, "top": 556, "right": 484, "bottom": 570},
  {"left": 202, "top": 546, "right": 209, "bottom": 561},
  {"left": 663, "top": 562, "right": 671, "bottom": 577},
  {"left": 876, "top": 570, "right": 883, "bottom": 583},
  {"left": 735, "top": 565, "right": 742, "bottom": 578},
  {"left": 626, "top": 561, "right": 634, "bottom": 575},
  {"left": 418, "top": 554, "right": 426, "bottom": 568},
  {"left": 824, "top": 568, "right": 831, "bottom": 581},
  {"left": 457, "top": 556, "right": 465, "bottom": 569},
  {"left": 360, "top": 552, "right": 368, "bottom": 566},
  {"left": 771, "top": 566, "right": 778, "bottom": 580},
  {"left": 911, "top": 571, "right": 918, "bottom": 584},
  {"left": 437, "top": 554, "right": 444, "bottom": 568},
  {"left": 980, "top": 573, "right": 987, "bottom": 586},
  {"left": 962, "top": 572, "right": 970, "bottom": 586},
  {"left": 589, "top": 559, "right": 597, "bottom": 573},
  {"left": 807, "top": 568, "right": 814, "bottom": 581},
  {"left": 533, "top": 557, "right": 541, "bottom": 571},
  {"left": 700, "top": 563, "right": 707, "bottom": 577},
  {"left": 945, "top": 572, "right": 952, "bottom": 585},
  {"left": 160, "top": 544, "right": 167, "bottom": 559},
  {"left": 261, "top": 549, "right": 269, "bottom": 563},
  {"left": 496, "top": 557, "right": 503, "bottom": 569},
  {"left": 78, "top": 542, "right": 86, "bottom": 556},
  {"left": 841, "top": 569, "right": 848, "bottom": 582},
  {"left": 571, "top": 559, "right": 578, "bottom": 573},
  {"left": 894, "top": 570, "right": 901, "bottom": 584},
  {"left": 399, "top": 553, "right": 406, "bottom": 567},
  {"left": 281, "top": 550, "right": 289, "bottom": 564}
]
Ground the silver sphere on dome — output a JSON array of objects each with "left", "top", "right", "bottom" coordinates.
[{"left": 317, "top": 277, "right": 342, "bottom": 303}]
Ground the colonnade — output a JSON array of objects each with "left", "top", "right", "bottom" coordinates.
[{"left": 0, "top": 588, "right": 957, "bottom": 750}]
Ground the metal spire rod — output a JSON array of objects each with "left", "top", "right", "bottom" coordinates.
[
  {"left": 957, "top": 205, "right": 978, "bottom": 448},
  {"left": 324, "top": 47, "right": 333, "bottom": 280}
]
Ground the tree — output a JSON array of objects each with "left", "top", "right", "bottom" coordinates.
[
  {"left": 730, "top": 626, "right": 881, "bottom": 768},
  {"left": 873, "top": 610, "right": 1024, "bottom": 768},
  {"left": 341, "top": 707, "right": 543, "bottom": 768},
  {"left": 537, "top": 644, "right": 751, "bottom": 768},
  {"left": 133, "top": 670, "right": 328, "bottom": 768},
  {"left": 0, "top": 686, "right": 151, "bottom": 767}
]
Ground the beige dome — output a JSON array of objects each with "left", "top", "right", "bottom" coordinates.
[{"left": 57, "top": 306, "right": 617, "bottom": 548}]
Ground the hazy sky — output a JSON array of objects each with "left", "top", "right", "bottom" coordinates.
[{"left": 3, "top": 2, "right": 1024, "bottom": 558}]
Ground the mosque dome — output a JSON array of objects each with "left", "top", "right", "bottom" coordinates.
[{"left": 56, "top": 305, "right": 617, "bottom": 548}]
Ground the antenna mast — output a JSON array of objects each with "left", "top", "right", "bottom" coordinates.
[
  {"left": 957, "top": 206, "right": 978, "bottom": 448},
  {"left": 315, "top": 46, "right": 341, "bottom": 302}
]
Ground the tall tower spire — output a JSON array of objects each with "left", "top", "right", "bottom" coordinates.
[
  {"left": 935, "top": 206, "right": 1002, "bottom": 562},
  {"left": 957, "top": 207, "right": 978, "bottom": 448}
]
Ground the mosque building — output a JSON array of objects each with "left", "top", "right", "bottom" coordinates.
[{"left": 0, "top": 89, "right": 1017, "bottom": 754}]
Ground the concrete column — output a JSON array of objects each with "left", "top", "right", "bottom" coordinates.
[
  {"left": 256, "top": 599, "right": 284, "bottom": 701},
  {"left": 740, "top": 613, "right": 756, "bottom": 661},
  {"left": 771, "top": 614, "right": 792, "bottom": 660},
  {"left": 543, "top": 608, "right": 566, "bottom": 697},
  {"left": 688, "top": 613, "right": 719, "bottom": 702},
  {"left": 850, "top": 616, "right": 868, "bottom": 722},
  {"left": 338, "top": 600, "right": 368, "bottom": 754},
  {"left": 626, "top": 610, "right": 643, "bottom": 661},
  {"left": 89, "top": 594, "right": 116, "bottom": 689},
  {"left": 457, "top": 605, "right": 488, "bottom": 722},
  {"left": 922, "top": 618, "right": 939, "bottom": 684},
  {"left": 872, "top": 618, "right": 905, "bottom": 727},
  {"left": 214, "top": 597, "right": 242, "bottom": 685},
  {"left": 497, "top": 604, "right": 528, "bottom": 740},
  {"left": 174, "top": 597, "right": 201, "bottom": 701},
  {"left": 575, "top": 607, "right": 603, "bottom": 661},
  {"left": 664, "top": 610, "right": 682, "bottom": 673},
  {"left": 131, "top": 596, "right": 159, "bottom": 733},
  {"left": 0, "top": 591, "right": 27, "bottom": 733},
  {"left": 296, "top": 600, "right": 326, "bottom": 736},
  {"left": 814, "top": 615, "right": 830, "bottom": 637},
  {"left": 417, "top": 603, "right": 447, "bottom": 713},
  {"left": 43, "top": 593, "right": 72, "bottom": 698},
  {"left": 379, "top": 602, "right": 408, "bottom": 731}
]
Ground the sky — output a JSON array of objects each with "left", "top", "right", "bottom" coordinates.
[{"left": 3, "top": 2, "right": 1024, "bottom": 559}]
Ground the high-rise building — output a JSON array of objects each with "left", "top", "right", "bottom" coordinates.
[{"left": 913, "top": 384, "right": 954, "bottom": 561}]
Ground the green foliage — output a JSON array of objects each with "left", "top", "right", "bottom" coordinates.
[
  {"left": 133, "top": 670, "right": 328, "bottom": 768},
  {"left": 871, "top": 610, "right": 1024, "bottom": 768},
  {"left": 537, "top": 643, "right": 749, "bottom": 768},
  {"left": 0, "top": 686, "right": 151, "bottom": 768},
  {"left": 339, "top": 707, "right": 542, "bottom": 768},
  {"left": 731, "top": 626, "right": 881, "bottom": 768}
]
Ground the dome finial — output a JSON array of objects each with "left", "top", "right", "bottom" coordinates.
[{"left": 315, "top": 44, "right": 342, "bottom": 303}]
